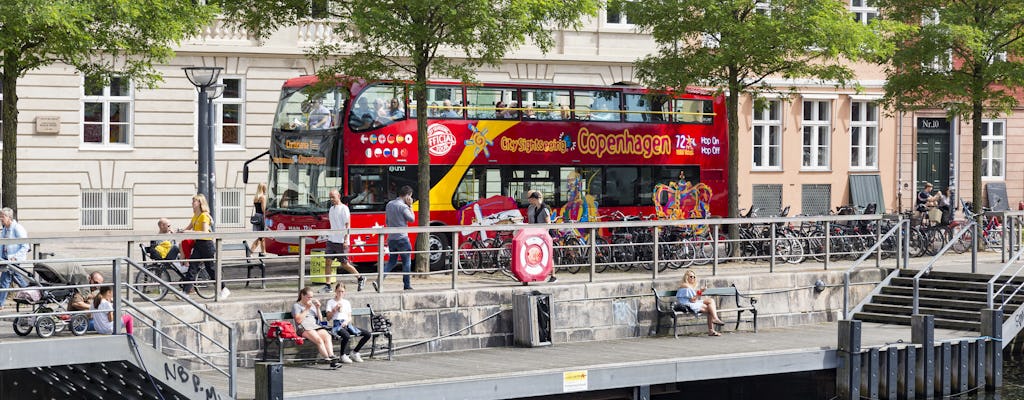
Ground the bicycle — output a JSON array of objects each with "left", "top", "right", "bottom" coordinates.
[{"left": 134, "top": 243, "right": 215, "bottom": 301}]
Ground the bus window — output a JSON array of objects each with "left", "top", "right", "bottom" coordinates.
[
  {"left": 411, "top": 85, "right": 463, "bottom": 119},
  {"left": 520, "top": 89, "right": 570, "bottom": 120},
  {"left": 574, "top": 90, "right": 620, "bottom": 122},
  {"left": 624, "top": 94, "right": 649, "bottom": 122},
  {"left": 348, "top": 83, "right": 406, "bottom": 131},
  {"left": 560, "top": 167, "right": 602, "bottom": 206},
  {"left": 509, "top": 167, "right": 555, "bottom": 208},
  {"left": 604, "top": 167, "right": 638, "bottom": 206},
  {"left": 349, "top": 168, "right": 385, "bottom": 210},
  {"left": 467, "top": 87, "right": 517, "bottom": 120},
  {"left": 674, "top": 99, "right": 714, "bottom": 124},
  {"left": 484, "top": 168, "right": 503, "bottom": 198},
  {"left": 274, "top": 87, "right": 346, "bottom": 131},
  {"left": 454, "top": 167, "right": 483, "bottom": 208}
]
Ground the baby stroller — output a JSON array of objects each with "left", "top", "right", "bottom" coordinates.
[{"left": 11, "top": 261, "right": 91, "bottom": 338}]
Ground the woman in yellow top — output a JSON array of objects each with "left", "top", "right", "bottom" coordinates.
[{"left": 180, "top": 194, "right": 228, "bottom": 299}]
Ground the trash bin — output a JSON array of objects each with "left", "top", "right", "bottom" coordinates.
[
  {"left": 513, "top": 291, "right": 552, "bottom": 347},
  {"left": 309, "top": 249, "right": 337, "bottom": 285}
]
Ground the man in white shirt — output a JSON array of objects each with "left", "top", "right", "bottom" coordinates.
[{"left": 326, "top": 190, "right": 364, "bottom": 292}]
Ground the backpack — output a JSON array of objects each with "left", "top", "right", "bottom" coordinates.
[{"left": 267, "top": 320, "right": 304, "bottom": 345}]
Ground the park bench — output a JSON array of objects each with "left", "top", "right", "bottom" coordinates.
[
  {"left": 138, "top": 240, "right": 266, "bottom": 289},
  {"left": 652, "top": 284, "right": 758, "bottom": 338},
  {"left": 258, "top": 306, "right": 394, "bottom": 363}
]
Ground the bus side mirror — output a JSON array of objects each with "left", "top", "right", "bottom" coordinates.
[{"left": 242, "top": 165, "right": 249, "bottom": 184}]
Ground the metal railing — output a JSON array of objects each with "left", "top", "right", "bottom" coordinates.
[
  {"left": 911, "top": 221, "right": 977, "bottom": 315},
  {"left": 842, "top": 218, "right": 907, "bottom": 319}
]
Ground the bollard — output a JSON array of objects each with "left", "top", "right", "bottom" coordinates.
[
  {"left": 981, "top": 309, "right": 1003, "bottom": 389},
  {"left": 936, "top": 341, "right": 951, "bottom": 397},
  {"left": 912, "top": 314, "right": 934, "bottom": 398},
  {"left": 880, "top": 346, "right": 898, "bottom": 400},
  {"left": 255, "top": 362, "right": 283, "bottom": 400},
  {"left": 837, "top": 320, "right": 861, "bottom": 400},
  {"left": 952, "top": 340, "right": 969, "bottom": 395},
  {"left": 860, "top": 347, "right": 879, "bottom": 399}
]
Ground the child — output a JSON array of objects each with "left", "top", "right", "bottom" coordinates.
[{"left": 91, "top": 286, "right": 134, "bottom": 335}]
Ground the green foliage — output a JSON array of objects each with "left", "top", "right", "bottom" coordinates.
[
  {"left": 875, "top": 0, "right": 1024, "bottom": 117},
  {"left": 0, "top": 0, "right": 217, "bottom": 211},
  {"left": 624, "top": 0, "right": 879, "bottom": 95}
]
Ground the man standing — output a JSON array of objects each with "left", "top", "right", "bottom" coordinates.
[
  {"left": 327, "top": 190, "right": 364, "bottom": 292},
  {"left": 379, "top": 185, "right": 415, "bottom": 291},
  {"left": 0, "top": 207, "right": 29, "bottom": 310}
]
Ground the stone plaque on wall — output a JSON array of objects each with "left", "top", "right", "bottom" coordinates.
[{"left": 35, "top": 116, "right": 60, "bottom": 134}]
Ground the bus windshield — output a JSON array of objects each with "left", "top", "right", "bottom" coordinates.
[{"left": 274, "top": 87, "right": 347, "bottom": 131}]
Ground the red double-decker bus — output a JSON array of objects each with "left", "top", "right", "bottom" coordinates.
[{"left": 246, "top": 75, "right": 728, "bottom": 270}]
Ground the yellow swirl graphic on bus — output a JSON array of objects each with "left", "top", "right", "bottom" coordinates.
[{"left": 576, "top": 128, "right": 672, "bottom": 159}]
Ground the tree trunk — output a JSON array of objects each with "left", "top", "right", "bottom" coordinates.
[
  {"left": 971, "top": 99, "right": 983, "bottom": 223},
  {"left": 1, "top": 55, "right": 19, "bottom": 211},
  {"left": 414, "top": 62, "right": 431, "bottom": 273},
  {"left": 727, "top": 70, "right": 741, "bottom": 255}
]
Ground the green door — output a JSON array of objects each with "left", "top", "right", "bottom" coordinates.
[{"left": 915, "top": 118, "right": 951, "bottom": 192}]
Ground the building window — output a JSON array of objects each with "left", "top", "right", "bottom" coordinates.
[
  {"left": 83, "top": 76, "right": 132, "bottom": 146},
  {"left": 216, "top": 77, "right": 245, "bottom": 147},
  {"left": 850, "top": 101, "right": 878, "bottom": 169},
  {"left": 850, "top": 0, "right": 878, "bottom": 25},
  {"left": 216, "top": 188, "right": 245, "bottom": 228},
  {"left": 606, "top": 0, "right": 631, "bottom": 25},
  {"left": 81, "top": 189, "right": 132, "bottom": 229},
  {"left": 982, "top": 120, "right": 1005, "bottom": 178},
  {"left": 752, "top": 100, "right": 782, "bottom": 169},
  {"left": 801, "top": 100, "right": 831, "bottom": 169}
]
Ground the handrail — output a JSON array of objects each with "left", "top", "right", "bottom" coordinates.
[
  {"left": 116, "top": 257, "right": 237, "bottom": 398},
  {"left": 843, "top": 218, "right": 906, "bottom": 319},
  {"left": 986, "top": 245, "right": 1024, "bottom": 309},
  {"left": 912, "top": 221, "right": 976, "bottom": 314}
]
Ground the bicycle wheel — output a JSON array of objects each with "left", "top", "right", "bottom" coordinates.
[
  {"left": 986, "top": 226, "right": 1004, "bottom": 250},
  {"left": 135, "top": 265, "right": 171, "bottom": 302},
  {"left": 564, "top": 237, "right": 585, "bottom": 274},
  {"left": 783, "top": 234, "right": 805, "bottom": 264},
  {"left": 480, "top": 238, "right": 499, "bottom": 274},
  {"left": 192, "top": 268, "right": 216, "bottom": 299},
  {"left": 611, "top": 237, "right": 636, "bottom": 270},
  {"left": 923, "top": 228, "right": 946, "bottom": 256},
  {"left": 497, "top": 240, "right": 514, "bottom": 278},
  {"left": 457, "top": 241, "right": 481, "bottom": 275},
  {"left": 593, "top": 236, "right": 611, "bottom": 273}
]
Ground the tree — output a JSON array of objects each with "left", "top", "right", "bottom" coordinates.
[
  {"left": 622, "top": 0, "right": 877, "bottom": 243},
  {"left": 873, "top": 0, "right": 1024, "bottom": 219},
  {"left": 0, "top": 0, "right": 216, "bottom": 211},
  {"left": 222, "top": 0, "right": 599, "bottom": 272}
]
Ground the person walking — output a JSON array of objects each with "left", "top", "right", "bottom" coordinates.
[
  {"left": 326, "top": 190, "right": 365, "bottom": 292},
  {"left": 378, "top": 185, "right": 415, "bottom": 291},
  {"left": 180, "top": 194, "right": 229, "bottom": 299},
  {"left": 250, "top": 182, "right": 267, "bottom": 255},
  {"left": 0, "top": 207, "right": 29, "bottom": 310}
]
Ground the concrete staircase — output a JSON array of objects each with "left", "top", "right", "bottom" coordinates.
[{"left": 852, "top": 269, "right": 1022, "bottom": 332}]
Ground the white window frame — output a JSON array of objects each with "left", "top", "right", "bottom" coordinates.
[
  {"left": 215, "top": 76, "right": 245, "bottom": 149},
  {"left": 752, "top": 100, "right": 782, "bottom": 171},
  {"left": 755, "top": 0, "right": 772, "bottom": 16},
  {"left": 801, "top": 100, "right": 831, "bottom": 170},
  {"left": 981, "top": 119, "right": 1006, "bottom": 179},
  {"left": 850, "top": 0, "right": 878, "bottom": 25},
  {"left": 81, "top": 189, "right": 132, "bottom": 230},
  {"left": 604, "top": 0, "right": 633, "bottom": 26},
  {"left": 215, "top": 188, "right": 245, "bottom": 228},
  {"left": 850, "top": 101, "right": 879, "bottom": 170},
  {"left": 81, "top": 76, "right": 133, "bottom": 148}
]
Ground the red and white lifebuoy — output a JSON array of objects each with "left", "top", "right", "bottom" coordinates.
[{"left": 511, "top": 228, "right": 553, "bottom": 283}]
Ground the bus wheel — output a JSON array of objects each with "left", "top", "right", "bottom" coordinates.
[{"left": 428, "top": 232, "right": 451, "bottom": 271}]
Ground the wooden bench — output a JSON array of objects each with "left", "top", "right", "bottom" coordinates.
[
  {"left": 258, "top": 306, "right": 394, "bottom": 363},
  {"left": 139, "top": 241, "right": 266, "bottom": 288},
  {"left": 652, "top": 284, "right": 757, "bottom": 338}
]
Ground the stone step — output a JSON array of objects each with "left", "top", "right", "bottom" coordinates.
[
  {"left": 880, "top": 286, "right": 1024, "bottom": 305},
  {"left": 871, "top": 294, "right": 1019, "bottom": 313},
  {"left": 852, "top": 312, "right": 979, "bottom": 331},
  {"left": 861, "top": 303, "right": 981, "bottom": 322},
  {"left": 897, "top": 269, "right": 1024, "bottom": 286},
  {"left": 890, "top": 277, "right": 989, "bottom": 292}
]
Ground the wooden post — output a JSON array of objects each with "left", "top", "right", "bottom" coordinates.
[
  {"left": 860, "top": 347, "right": 879, "bottom": 399},
  {"left": 837, "top": 320, "right": 861, "bottom": 400},
  {"left": 912, "top": 314, "right": 934, "bottom": 398},
  {"left": 898, "top": 346, "right": 915, "bottom": 399}
]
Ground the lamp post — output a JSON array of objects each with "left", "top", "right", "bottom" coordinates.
[
  {"left": 183, "top": 66, "right": 223, "bottom": 222},
  {"left": 205, "top": 83, "right": 225, "bottom": 224}
]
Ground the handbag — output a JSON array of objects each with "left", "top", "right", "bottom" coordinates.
[{"left": 250, "top": 212, "right": 263, "bottom": 226}]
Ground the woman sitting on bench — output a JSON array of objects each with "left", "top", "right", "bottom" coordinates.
[
  {"left": 293, "top": 287, "right": 340, "bottom": 368},
  {"left": 675, "top": 271, "right": 725, "bottom": 336}
]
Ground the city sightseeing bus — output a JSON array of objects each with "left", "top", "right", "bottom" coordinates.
[{"left": 245, "top": 75, "right": 729, "bottom": 270}]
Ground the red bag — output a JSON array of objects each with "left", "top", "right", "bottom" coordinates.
[
  {"left": 180, "top": 239, "right": 195, "bottom": 260},
  {"left": 267, "top": 321, "right": 303, "bottom": 345}
]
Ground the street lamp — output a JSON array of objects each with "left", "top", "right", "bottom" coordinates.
[
  {"left": 183, "top": 66, "right": 223, "bottom": 223},
  {"left": 205, "top": 83, "right": 225, "bottom": 225}
]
